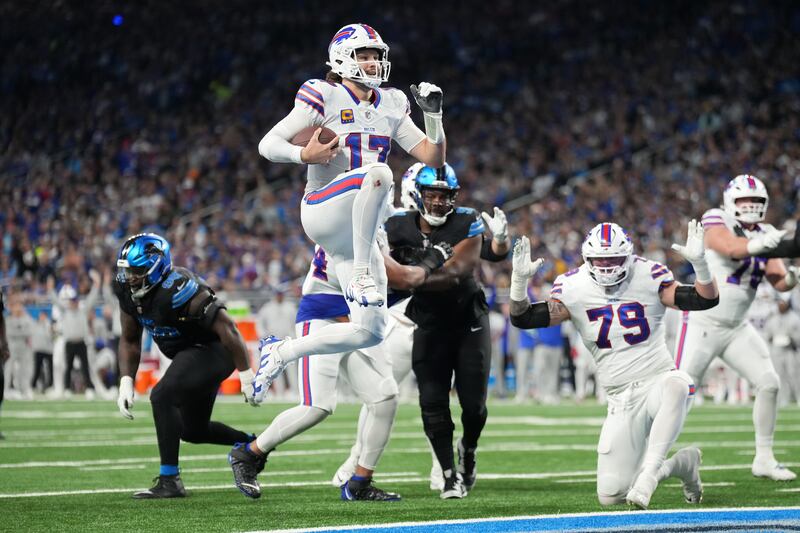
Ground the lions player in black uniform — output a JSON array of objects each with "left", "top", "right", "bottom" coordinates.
[
  {"left": 384, "top": 164, "right": 500, "bottom": 499},
  {"left": 0, "top": 291, "right": 9, "bottom": 440},
  {"left": 113, "top": 233, "right": 257, "bottom": 499}
]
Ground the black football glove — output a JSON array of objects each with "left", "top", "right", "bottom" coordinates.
[
  {"left": 418, "top": 242, "right": 454, "bottom": 275},
  {"left": 410, "top": 82, "right": 443, "bottom": 115}
]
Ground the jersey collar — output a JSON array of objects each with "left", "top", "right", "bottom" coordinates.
[{"left": 341, "top": 83, "right": 381, "bottom": 108}]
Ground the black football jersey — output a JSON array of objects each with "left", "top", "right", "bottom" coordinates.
[
  {"left": 112, "top": 266, "right": 220, "bottom": 358},
  {"left": 384, "top": 207, "right": 488, "bottom": 329}
]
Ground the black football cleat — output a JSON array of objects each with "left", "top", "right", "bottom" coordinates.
[
  {"left": 341, "top": 477, "right": 401, "bottom": 501},
  {"left": 228, "top": 442, "right": 267, "bottom": 499},
  {"left": 132, "top": 475, "right": 187, "bottom": 499}
]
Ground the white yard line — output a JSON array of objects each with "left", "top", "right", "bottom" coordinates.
[{"left": 0, "top": 463, "right": 793, "bottom": 499}]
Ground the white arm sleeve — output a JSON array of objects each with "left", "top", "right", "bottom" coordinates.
[
  {"left": 394, "top": 113, "right": 427, "bottom": 153},
  {"left": 258, "top": 107, "right": 319, "bottom": 164}
]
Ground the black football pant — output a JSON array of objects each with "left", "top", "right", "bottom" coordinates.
[
  {"left": 64, "top": 340, "right": 94, "bottom": 390},
  {"left": 150, "top": 342, "right": 250, "bottom": 467},
  {"left": 412, "top": 313, "right": 491, "bottom": 473},
  {"left": 32, "top": 351, "right": 53, "bottom": 389}
]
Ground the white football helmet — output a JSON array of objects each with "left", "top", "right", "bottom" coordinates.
[
  {"left": 723, "top": 174, "right": 769, "bottom": 224},
  {"left": 400, "top": 162, "right": 424, "bottom": 211},
  {"left": 581, "top": 222, "right": 634, "bottom": 286},
  {"left": 327, "top": 24, "right": 390, "bottom": 89}
]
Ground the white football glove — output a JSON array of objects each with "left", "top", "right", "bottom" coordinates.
[
  {"left": 117, "top": 376, "right": 135, "bottom": 420},
  {"left": 785, "top": 265, "right": 800, "bottom": 289},
  {"left": 238, "top": 368, "right": 258, "bottom": 407},
  {"left": 481, "top": 207, "right": 508, "bottom": 243},
  {"left": 671, "top": 219, "right": 712, "bottom": 284},
  {"left": 747, "top": 227, "right": 787, "bottom": 255},
  {"left": 510, "top": 236, "right": 544, "bottom": 301}
]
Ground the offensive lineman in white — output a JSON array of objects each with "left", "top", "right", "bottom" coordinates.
[
  {"left": 251, "top": 23, "right": 446, "bottom": 397},
  {"left": 676, "top": 175, "right": 800, "bottom": 481},
  {"left": 510, "top": 221, "right": 719, "bottom": 509}
]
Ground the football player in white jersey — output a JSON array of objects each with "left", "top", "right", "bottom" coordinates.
[
  {"left": 253, "top": 23, "right": 447, "bottom": 397},
  {"left": 676, "top": 174, "right": 800, "bottom": 481},
  {"left": 510, "top": 221, "right": 719, "bottom": 509}
]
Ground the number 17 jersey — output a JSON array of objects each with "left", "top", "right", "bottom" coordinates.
[{"left": 551, "top": 257, "right": 676, "bottom": 390}]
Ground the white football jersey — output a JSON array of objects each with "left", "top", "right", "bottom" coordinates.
[
  {"left": 699, "top": 208, "right": 777, "bottom": 327},
  {"left": 551, "top": 256, "right": 676, "bottom": 389},
  {"left": 747, "top": 283, "right": 780, "bottom": 335},
  {"left": 301, "top": 245, "right": 341, "bottom": 296},
  {"left": 294, "top": 79, "right": 425, "bottom": 192}
]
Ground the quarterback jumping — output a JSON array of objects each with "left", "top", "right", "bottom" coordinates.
[{"left": 252, "top": 23, "right": 446, "bottom": 398}]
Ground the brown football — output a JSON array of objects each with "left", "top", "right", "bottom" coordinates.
[{"left": 290, "top": 126, "right": 338, "bottom": 147}]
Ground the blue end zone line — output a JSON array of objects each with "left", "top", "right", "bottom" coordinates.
[{"left": 254, "top": 507, "right": 800, "bottom": 533}]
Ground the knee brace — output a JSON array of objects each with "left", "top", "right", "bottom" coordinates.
[
  {"left": 662, "top": 373, "right": 691, "bottom": 404},
  {"left": 378, "top": 376, "right": 399, "bottom": 399},
  {"left": 756, "top": 370, "right": 780, "bottom": 394},
  {"left": 421, "top": 408, "right": 455, "bottom": 440},
  {"left": 597, "top": 473, "right": 628, "bottom": 506}
]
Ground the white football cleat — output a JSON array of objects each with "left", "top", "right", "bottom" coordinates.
[
  {"left": 671, "top": 447, "right": 703, "bottom": 503},
  {"left": 752, "top": 457, "right": 797, "bottom": 481},
  {"left": 429, "top": 460, "right": 444, "bottom": 491},
  {"left": 626, "top": 472, "right": 658, "bottom": 510},
  {"left": 332, "top": 455, "right": 357, "bottom": 488},
  {"left": 345, "top": 273, "right": 384, "bottom": 307},
  {"left": 252, "top": 336, "right": 288, "bottom": 404}
]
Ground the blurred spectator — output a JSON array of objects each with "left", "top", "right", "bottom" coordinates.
[{"left": 30, "top": 310, "right": 54, "bottom": 392}]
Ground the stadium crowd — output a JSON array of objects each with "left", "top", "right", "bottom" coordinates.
[{"left": 1, "top": 1, "right": 800, "bottom": 400}]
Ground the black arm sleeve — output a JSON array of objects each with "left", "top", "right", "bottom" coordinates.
[
  {"left": 480, "top": 236, "right": 508, "bottom": 263},
  {"left": 674, "top": 285, "right": 719, "bottom": 311},
  {"left": 183, "top": 292, "right": 227, "bottom": 329},
  {"left": 510, "top": 300, "right": 551, "bottom": 328}
]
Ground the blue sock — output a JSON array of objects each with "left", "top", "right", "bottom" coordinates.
[
  {"left": 160, "top": 464, "right": 179, "bottom": 476},
  {"left": 350, "top": 475, "right": 368, "bottom": 483}
]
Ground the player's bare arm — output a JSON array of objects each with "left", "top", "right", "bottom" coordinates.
[
  {"left": 414, "top": 235, "right": 480, "bottom": 291},
  {"left": 194, "top": 292, "right": 251, "bottom": 373},
  {"left": 662, "top": 219, "right": 719, "bottom": 310},
  {"left": 765, "top": 257, "right": 800, "bottom": 292},
  {"left": 118, "top": 309, "right": 143, "bottom": 379},
  {"left": 705, "top": 222, "right": 785, "bottom": 260}
]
